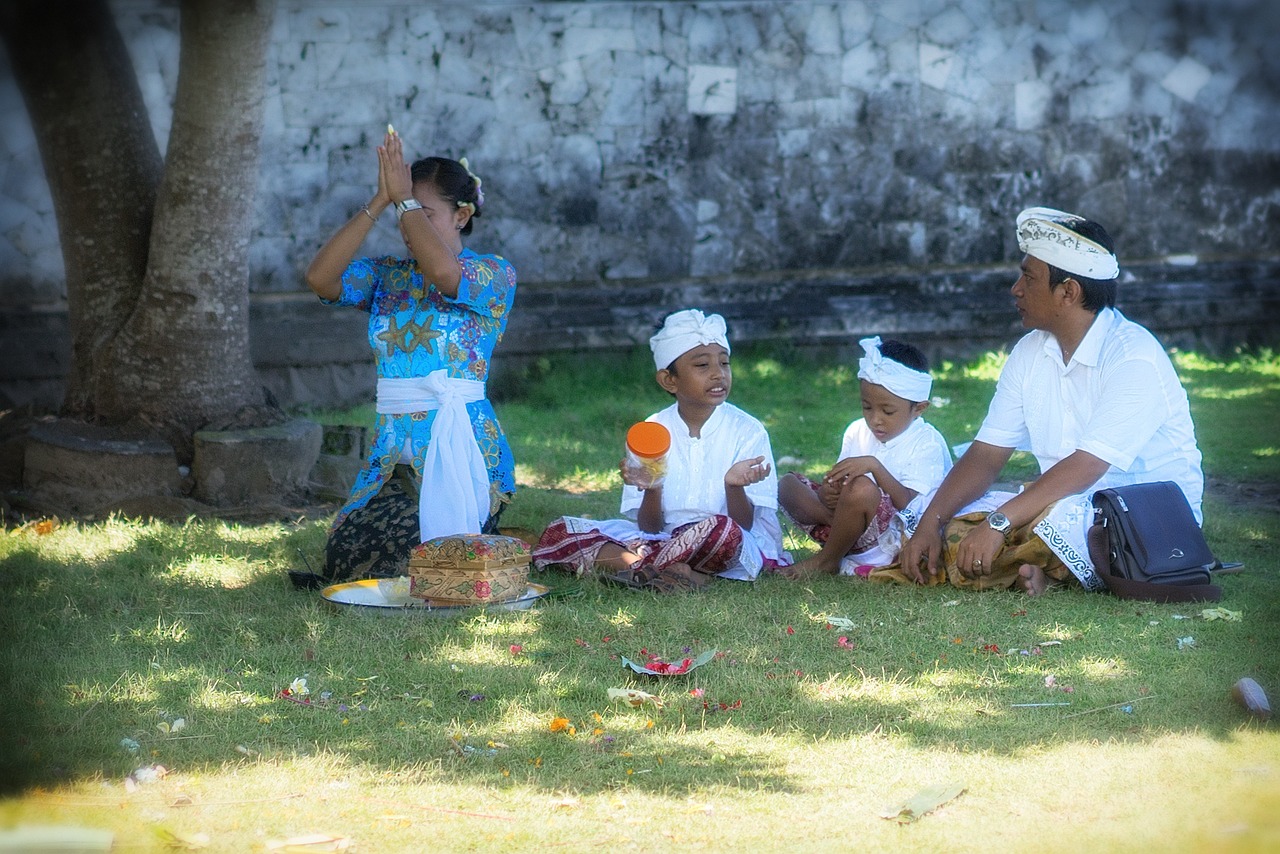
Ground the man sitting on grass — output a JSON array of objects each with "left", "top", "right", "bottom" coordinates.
[{"left": 884, "top": 206, "right": 1204, "bottom": 596}]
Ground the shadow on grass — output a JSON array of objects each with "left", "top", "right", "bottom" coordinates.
[{"left": 2, "top": 499, "right": 1275, "bottom": 798}]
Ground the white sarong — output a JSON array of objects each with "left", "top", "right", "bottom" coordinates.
[
  {"left": 1034, "top": 492, "right": 1106, "bottom": 592},
  {"left": 377, "top": 371, "right": 489, "bottom": 542}
]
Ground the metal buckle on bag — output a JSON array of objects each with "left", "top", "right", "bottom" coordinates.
[{"left": 1115, "top": 494, "right": 1129, "bottom": 512}]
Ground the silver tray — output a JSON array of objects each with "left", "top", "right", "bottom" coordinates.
[{"left": 321, "top": 577, "right": 550, "bottom": 616}]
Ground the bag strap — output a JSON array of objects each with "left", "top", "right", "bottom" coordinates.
[{"left": 1086, "top": 523, "right": 1222, "bottom": 604}]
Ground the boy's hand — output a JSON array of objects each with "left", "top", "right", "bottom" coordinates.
[
  {"left": 619, "top": 458, "right": 659, "bottom": 490},
  {"left": 817, "top": 478, "right": 842, "bottom": 511},
  {"left": 825, "top": 455, "right": 876, "bottom": 484},
  {"left": 725, "top": 456, "right": 770, "bottom": 487}
]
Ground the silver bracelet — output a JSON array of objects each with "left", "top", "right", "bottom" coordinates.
[{"left": 359, "top": 204, "right": 377, "bottom": 223}]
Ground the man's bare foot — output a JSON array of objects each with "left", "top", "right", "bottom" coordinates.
[{"left": 1015, "top": 564, "right": 1051, "bottom": 596}]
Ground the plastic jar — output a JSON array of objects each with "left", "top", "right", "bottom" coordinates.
[{"left": 624, "top": 421, "right": 671, "bottom": 488}]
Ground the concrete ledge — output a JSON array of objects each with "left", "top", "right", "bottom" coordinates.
[{"left": 4, "top": 258, "right": 1278, "bottom": 410}]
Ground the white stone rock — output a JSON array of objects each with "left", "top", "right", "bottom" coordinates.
[
  {"left": 805, "top": 5, "right": 843, "bottom": 55},
  {"left": 1135, "top": 78, "right": 1174, "bottom": 118},
  {"left": 1069, "top": 73, "right": 1132, "bottom": 121},
  {"left": 688, "top": 10, "right": 729, "bottom": 60},
  {"left": 1161, "top": 57, "right": 1213, "bottom": 104},
  {"left": 879, "top": 0, "right": 927, "bottom": 28},
  {"left": 1067, "top": 5, "right": 1110, "bottom": 47},
  {"left": 1209, "top": 94, "right": 1280, "bottom": 152},
  {"left": 919, "top": 43, "right": 956, "bottom": 90},
  {"left": 31, "top": 245, "right": 66, "bottom": 283},
  {"left": 839, "top": 1, "right": 874, "bottom": 47},
  {"left": 281, "top": 7, "right": 353, "bottom": 43},
  {"left": 283, "top": 83, "right": 386, "bottom": 129},
  {"left": 886, "top": 35, "right": 921, "bottom": 81},
  {"left": 1132, "top": 50, "right": 1177, "bottom": 81},
  {"left": 542, "top": 59, "right": 589, "bottom": 106},
  {"left": 563, "top": 26, "right": 637, "bottom": 59},
  {"left": 924, "top": 6, "right": 975, "bottom": 47},
  {"left": 601, "top": 75, "right": 648, "bottom": 126},
  {"left": 1015, "top": 79, "right": 1052, "bottom": 131},
  {"left": 316, "top": 42, "right": 391, "bottom": 88},
  {"left": 405, "top": 9, "right": 442, "bottom": 40},
  {"left": 687, "top": 65, "right": 737, "bottom": 115}
]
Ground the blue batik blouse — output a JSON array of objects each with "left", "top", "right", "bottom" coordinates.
[{"left": 324, "top": 248, "right": 518, "bottom": 531}]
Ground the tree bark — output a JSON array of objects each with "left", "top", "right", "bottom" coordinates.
[
  {"left": 101, "top": 0, "right": 276, "bottom": 452},
  {"left": 0, "top": 0, "right": 160, "bottom": 418}
]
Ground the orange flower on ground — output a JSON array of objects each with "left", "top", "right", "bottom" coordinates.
[{"left": 549, "top": 717, "right": 570, "bottom": 733}]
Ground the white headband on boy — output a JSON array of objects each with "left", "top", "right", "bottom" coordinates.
[
  {"left": 650, "top": 309, "right": 730, "bottom": 371},
  {"left": 857, "top": 336, "right": 932, "bottom": 402},
  {"left": 1016, "top": 206, "right": 1119, "bottom": 280}
]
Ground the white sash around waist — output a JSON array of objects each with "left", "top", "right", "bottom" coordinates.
[{"left": 377, "top": 371, "right": 489, "bottom": 542}]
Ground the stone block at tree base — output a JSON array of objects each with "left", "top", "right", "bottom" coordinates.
[
  {"left": 23, "top": 419, "right": 181, "bottom": 514},
  {"left": 193, "top": 418, "right": 322, "bottom": 507},
  {"left": 309, "top": 423, "right": 367, "bottom": 502}
]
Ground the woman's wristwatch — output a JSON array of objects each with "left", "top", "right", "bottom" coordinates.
[{"left": 394, "top": 198, "right": 423, "bottom": 221}]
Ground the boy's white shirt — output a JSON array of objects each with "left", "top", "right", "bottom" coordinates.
[
  {"left": 601, "top": 401, "right": 788, "bottom": 577},
  {"left": 837, "top": 416, "right": 954, "bottom": 496},
  {"left": 834, "top": 416, "right": 954, "bottom": 573}
]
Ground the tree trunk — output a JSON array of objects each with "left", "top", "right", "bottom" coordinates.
[
  {"left": 101, "top": 0, "right": 276, "bottom": 455},
  {"left": 0, "top": 0, "right": 160, "bottom": 418}
]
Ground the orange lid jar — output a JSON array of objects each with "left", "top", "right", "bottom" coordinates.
[{"left": 624, "top": 421, "right": 670, "bottom": 488}]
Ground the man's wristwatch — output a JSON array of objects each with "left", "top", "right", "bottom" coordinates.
[
  {"left": 394, "top": 198, "right": 423, "bottom": 221},
  {"left": 986, "top": 511, "right": 1012, "bottom": 539}
]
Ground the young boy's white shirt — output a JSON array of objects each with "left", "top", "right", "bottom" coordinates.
[
  {"left": 838, "top": 416, "right": 953, "bottom": 497},
  {"left": 821, "top": 416, "right": 953, "bottom": 572}
]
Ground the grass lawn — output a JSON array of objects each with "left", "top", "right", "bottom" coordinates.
[{"left": 1, "top": 346, "right": 1276, "bottom": 852}]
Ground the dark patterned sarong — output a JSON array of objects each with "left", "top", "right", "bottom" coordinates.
[{"left": 324, "top": 464, "right": 508, "bottom": 582}]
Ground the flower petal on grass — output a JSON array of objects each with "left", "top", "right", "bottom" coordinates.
[{"left": 622, "top": 649, "right": 717, "bottom": 676}]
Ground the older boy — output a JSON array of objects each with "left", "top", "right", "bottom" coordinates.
[{"left": 534, "top": 309, "right": 790, "bottom": 591}]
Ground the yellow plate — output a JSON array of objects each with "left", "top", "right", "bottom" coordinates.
[{"left": 322, "top": 578, "right": 550, "bottom": 615}]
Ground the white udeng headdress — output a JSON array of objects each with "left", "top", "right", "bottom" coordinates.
[
  {"left": 1016, "top": 206, "right": 1119, "bottom": 280},
  {"left": 650, "top": 309, "right": 730, "bottom": 371},
  {"left": 857, "top": 336, "right": 932, "bottom": 402}
]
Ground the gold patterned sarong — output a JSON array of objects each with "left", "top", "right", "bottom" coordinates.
[{"left": 868, "top": 503, "right": 1078, "bottom": 591}]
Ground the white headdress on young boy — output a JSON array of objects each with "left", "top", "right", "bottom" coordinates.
[
  {"left": 1016, "top": 206, "right": 1119, "bottom": 280},
  {"left": 650, "top": 309, "right": 730, "bottom": 371},
  {"left": 857, "top": 336, "right": 932, "bottom": 402}
]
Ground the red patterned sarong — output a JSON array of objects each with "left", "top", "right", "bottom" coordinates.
[
  {"left": 534, "top": 515, "right": 745, "bottom": 577},
  {"left": 783, "top": 473, "right": 897, "bottom": 554}
]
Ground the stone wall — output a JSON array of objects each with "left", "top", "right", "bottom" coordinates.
[{"left": 2, "top": 0, "right": 1278, "bottom": 407}]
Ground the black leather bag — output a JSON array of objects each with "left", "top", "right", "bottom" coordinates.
[{"left": 1088, "top": 481, "right": 1221, "bottom": 603}]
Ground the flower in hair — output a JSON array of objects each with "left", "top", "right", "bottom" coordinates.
[{"left": 458, "top": 157, "right": 484, "bottom": 207}]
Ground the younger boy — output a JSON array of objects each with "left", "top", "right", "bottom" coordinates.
[
  {"left": 779, "top": 336, "right": 952, "bottom": 578},
  {"left": 533, "top": 309, "right": 790, "bottom": 592}
]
